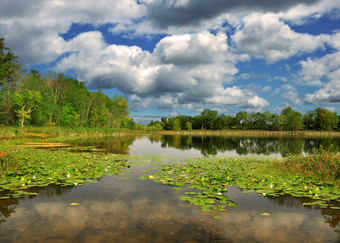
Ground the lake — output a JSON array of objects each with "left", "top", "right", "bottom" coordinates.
[{"left": 0, "top": 135, "right": 339, "bottom": 242}]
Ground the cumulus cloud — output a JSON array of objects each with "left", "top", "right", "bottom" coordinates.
[
  {"left": 145, "top": 0, "right": 321, "bottom": 29},
  {"left": 281, "top": 91, "right": 303, "bottom": 105},
  {"left": 57, "top": 31, "right": 268, "bottom": 111},
  {"left": 0, "top": 0, "right": 145, "bottom": 65},
  {"left": 305, "top": 69, "right": 340, "bottom": 104},
  {"left": 299, "top": 51, "right": 340, "bottom": 85},
  {"left": 1, "top": 0, "right": 339, "bottom": 114},
  {"left": 232, "top": 13, "right": 327, "bottom": 62},
  {"left": 300, "top": 51, "right": 340, "bottom": 104},
  {"left": 279, "top": 0, "right": 340, "bottom": 25}
]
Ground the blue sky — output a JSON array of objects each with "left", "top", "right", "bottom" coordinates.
[{"left": 1, "top": 0, "right": 340, "bottom": 122}]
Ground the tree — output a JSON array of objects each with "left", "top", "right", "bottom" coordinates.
[
  {"left": 303, "top": 110, "right": 317, "bottom": 130},
  {"left": 236, "top": 111, "right": 249, "bottom": 130},
  {"left": 280, "top": 107, "right": 303, "bottom": 131},
  {"left": 200, "top": 109, "right": 218, "bottom": 130},
  {"left": 172, "top": 118, "right": 181, "bottom": 131},
  {"left": 13, "top": 89, "right": 42, "bottom": 126},
  {"left": 15, "top": 106, "right": 32, "bottom": 128},
  {"left": 315, "top": 108, "right": 338, "bottom": 131},
  {"left": 0, "top": 38, "right": 20, "bottom": 88}
]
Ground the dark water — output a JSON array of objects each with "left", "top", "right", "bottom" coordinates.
[{"left": 0, "top": 135, "right": 339, "bottom": 242}]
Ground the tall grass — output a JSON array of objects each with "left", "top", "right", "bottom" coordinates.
[
  {"left": 0, "top": 126, "right": 143, "bottom": 139},
  {"left": 283, "top": 148, "right": 340, "bottom": 185}
]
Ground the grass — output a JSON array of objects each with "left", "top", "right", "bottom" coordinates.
[
  {"left": 281, "top": 148, "right": 340, "bottom": 186},
  {"left": 0, "top": 126, "right": 143, "bottom": 139},
  {"left": 1, "top": 126, "right": 340, "bottom": 140}
]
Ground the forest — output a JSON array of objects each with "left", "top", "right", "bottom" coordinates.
[
  {"left": 0, "top": 38, "right": 134, "bottom": 129},
  {"left": 1, "top": 37, "right": 339, "bottom": 131}
]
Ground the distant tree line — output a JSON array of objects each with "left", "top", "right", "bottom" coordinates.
[
  {"left": 148, "top": 107, "right": 339, "bottom": 131},
  {"left": 0, "top": 38, "right": 134, "bottom": 128}
]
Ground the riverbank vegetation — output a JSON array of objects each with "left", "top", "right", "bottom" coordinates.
[{"left": 148, "top": 107, "right": 340, "bottom": 132}]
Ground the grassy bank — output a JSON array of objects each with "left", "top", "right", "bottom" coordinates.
[
  {"left": 0, "top": 126, "right": 145, "bottom": 139},
  {"left": 2, "top": 126, "right": 340, "bottom": 140}
]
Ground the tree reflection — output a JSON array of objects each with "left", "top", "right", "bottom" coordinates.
[
  {"left": 69, "top": 135, "right": 136, "bottom": 154},
  {"left": 151, "top": 135, "right": 340, "bottom": 157}
]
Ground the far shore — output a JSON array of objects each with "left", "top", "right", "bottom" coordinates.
[
  {"left": 149, "top": 130, "right": 340, "bottom": 137},
  {"left": 1, "top": 126, "right": 340, "bottom": 139}
]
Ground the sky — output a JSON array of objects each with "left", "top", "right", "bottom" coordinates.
[{"left": 1, "top": 0, "right": 340, "bottom": 123}]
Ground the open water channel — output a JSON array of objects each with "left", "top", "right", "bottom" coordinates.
[{"left": 0, "top": 135, "right": 339, "bottom": 242}]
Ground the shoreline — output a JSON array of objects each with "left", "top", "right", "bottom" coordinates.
[{"left": 1, "top": 126, "right": 340, "bottom": 139}]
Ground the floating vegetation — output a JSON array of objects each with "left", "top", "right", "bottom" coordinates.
[
  {"left": 138, "top": 155, "right": 340, "bottom": 213},
  {"left": 0, "top": 137, "right": 339, "bottom": 217},
  {"left": 0, "top": 143, "right": 130, "bottom": 199}
]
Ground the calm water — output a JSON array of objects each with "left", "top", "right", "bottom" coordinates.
[
  {"left": 0, "top": 135, "right": 339, "bottom": 242},
  {"left": 69, "top": 134, "right": 340, "bottom": 158}
]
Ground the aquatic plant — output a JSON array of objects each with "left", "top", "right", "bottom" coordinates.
[
  {"left": 0, "top": 144, "right": 130, "bottom": 197},
  {"left": 139, "top": 156, "right": 340, "bottom": 213},
  {"left": 282, "top": 148, "right": 340, "bottom": 186}
]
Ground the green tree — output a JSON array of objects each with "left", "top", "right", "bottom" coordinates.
[
  {"left": 15, "top": 106, "right": 32, "bottom": 128},
  {"left": 200, "top": 109, "right": 218, "bottom": 130},
  {"left": 303, "top": 110, "right": 317, "bottom": 130},
  {"left": 236, "top": 111, "right": 249, "bottom": 130},
  {"left": 315, "top": 108, "right": 338, "bottom": 131},
  {"left": 13, "top": 89, "right": 42, "bottom": 126},
  {"left": 0, "top": 38, "right": 20, "bottom": 89},
  {"left": 61, "top": 103, "right": 80, "bottom": 127},
  {"left": 280, "top": 107, "right": 303, "bottom": 131},
  {"left": 172, "top": 118, "right": 181, "bottom": 131}
]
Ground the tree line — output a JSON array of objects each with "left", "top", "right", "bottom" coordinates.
[
  {"left": 0, "top": 38, "right": 134, "bottom": 128},
  {"left": 148, "top": 107, "right": 339, "bottom": 131}
]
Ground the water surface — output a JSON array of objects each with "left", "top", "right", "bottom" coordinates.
[{"left": 0, "top": 135, "right": 339, "bottom": 242}]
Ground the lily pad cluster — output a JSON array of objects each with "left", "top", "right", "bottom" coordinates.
[
  {"left": 139, "top": 156, "right": 340, "bottom": 212},
  {"left": 0, "top": 146, "right": 130, "bottom": 199}
]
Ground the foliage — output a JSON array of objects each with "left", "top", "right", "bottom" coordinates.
[
  {"left": 161, "top": 107, "right": 338, "bottom": 132},
  {"left": 139, "top": 155, "right": 340, "bottom": 213},
  {"left": 0, "top": 38, "right": 20, "bottom": 88},
  {"left": 283, "top": 148, "right": 340, "bottom": 184},
  {"left": 0, "top": 70, "right": 134, "bottom": 128}
]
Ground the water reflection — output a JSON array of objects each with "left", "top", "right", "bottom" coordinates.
[
  {"left": 1, "top": 135, "right": 340, "bottom": 241},
  {"left": 0, "top": 176, "right": 339, "bottom": 242},
  {"left": 68, "top": 134, "right": 340, "bottom": 157}
]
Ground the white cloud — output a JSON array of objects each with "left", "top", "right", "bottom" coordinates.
[
  {"left": 300, "top": 51, "right": 340, "bottom": 104},
  {"left": 279, "top": 0, "right": 340, "bottom": 25},
  {"left": 299, "top": 51, "right": 340, "bottom": 86},
  {"left": 0, "top": 0, "right": 146, "bottom": 65},
  {"left": 206, "top": 86, "right": 269, "bottom": 110},
  {"left": 262, "top": 86, "right": 271, "bottom": 92},
  {"left": 281, "top": 91, "right": 303, "bottom": 105},
  {"left": 57, "top": 31, "right": 268, "bottom": 111},
  {"left": 305, "top": 69, "right": 340, "bottom": 104},
  {"left": 232, "top": 13, "right": 327, "bottom": 63}
]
